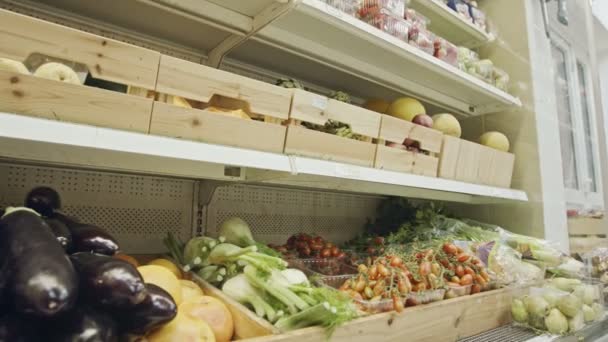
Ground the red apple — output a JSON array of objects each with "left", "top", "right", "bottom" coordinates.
[{"left": 412, "top": 114, "right": 433, "bottom": 128}]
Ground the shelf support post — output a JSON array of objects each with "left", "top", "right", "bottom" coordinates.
[{"left": 206, "top": 0, "right": 301, "bottom": 68}]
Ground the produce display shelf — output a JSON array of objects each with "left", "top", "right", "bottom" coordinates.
[
  {"left": 0, "top": 113, "right": 528, "bottom": 204},
  {"left": 408, "top": 0, "right": 494, "bottom": 48},
  {"left": 239, "top": 0, "right": 521, "bottom": 116},
  {"left": 11, "top": 0, "right": 521, "bottom": 116}
]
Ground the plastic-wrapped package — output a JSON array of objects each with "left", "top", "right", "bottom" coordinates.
[
  {"left": 434, "top": 37, "right": 458, "bottom": 67},
  {"left": 447, "top": 0, "right": 472, "bottom": 22},
  {"left": 358, "top": 0, "right": 406, "bottom": 19},
  {"left": 326, "top": 0, "right": 360, "bottom": 17},
  {"left": 408, "top": 26, "right": 435, "bottom": 55},
  {"left": 493, "top": 67, "right": 510, "bottom": 92},
  {"left": 470, "top": 6, "right": 487, "bottom": 31},
  {"left": 470, "top": 59, "right": 494, "bottom": 83},
  {"left": 363, "top": 13, "right": 411, "bottom": 41},
  {"left": 404, "top": 8, "right": 430, "bottom": 29},
  {"left": 457, "top": 46, "right": 479, "bottom": 72},
  {"left": 512, "top": 282, "right": 605, "bottom": 335}
]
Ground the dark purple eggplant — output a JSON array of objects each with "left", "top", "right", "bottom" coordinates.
[
  {"left": 0, "top": 314, "right": 40, "bottom": 342},
  {"left": 53, "top": 212, "right": 119, "bottom": 255},
  {"left": 24, "top": 187, "right": 61, "bottom": 217},
  {"left": 0, "top": 208, "right": 78, "bottom": 317},
  {"left": 44, "top": 218, "right": 73, "bottom": 252},
  {"left": 70, "top": 253, "right": 146, "bottom": 310},
  {"left": 47, "top": 308, "right": 118, "bottom": 342},
  {"left": 69, "top": 223, "right": 119, "bottom": 255},
  {"left": 116, "top": 283, "right": 177, "bottom": 335}
]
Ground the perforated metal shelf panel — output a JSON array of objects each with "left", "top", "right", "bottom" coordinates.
[
  {"left": 458, "top": 325, "right": 537, "bottom": 342},
  {"left": 0, "top": 163, "right": 196, "bottom": 254},
  {"left": 205, "top": 184, "right": 381, "bottom": 245}
]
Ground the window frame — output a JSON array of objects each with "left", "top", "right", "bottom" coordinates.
[{"left": 550, "top": 32, "right": 604, "bottom": 210}]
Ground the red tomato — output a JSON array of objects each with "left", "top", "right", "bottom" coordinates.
[
  {"left": 464, "top": 266, "right": 475, "bottom": 276},
  {"left": 457, "top": 253, "right": 470, "bottom": 263},
  {"left": 471, "top": 284, "right": 481, "bottom": 294}
]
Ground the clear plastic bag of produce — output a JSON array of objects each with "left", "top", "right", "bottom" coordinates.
[
  {"left": 457, "top": 46, "right": 479, "bottom": 73},
  {"left": 474, "top": 241, "right": 545, "bottom": 287},
  {"left": 582, "top": 248, "right": 608, "bottom": 302},
  {"left": 358, "top": 0, "right": 406, "bottom": 19},
  {"left": 470, "top": 6, "right": 487, "bottom": 32},
  {"left": 512, "top": 281, "right": 605, "bottom": 335},
  {"left": 408, "top": 26, "right": 435, "bottom": 55},
  {"left": 434, "top": 37, "right": 459, "bottom": 67},
  {"left": 363, "top": 13, "right": 411, "bottom": 41},
  {"left": 493, "top": 67, "right": 510, "bottom": 92},
  {"left": 447, "top": 0, "right": 472, "bottom": 22}
]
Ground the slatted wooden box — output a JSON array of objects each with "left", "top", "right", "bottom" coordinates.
[
  {"left": 284, "top": 89, "right": 382, "bottom": 167},
  {"left": 438, "top": 136, "right": 515, "bottom": 188},
  {"left": 149, "top": 55, "right": 290, "bottom": 153},
  {"left": 374, "top": 115, "right": 443, "bottom": 177},
  {"left": 0, "top": 9, "right": 158, "bottom": 133}
]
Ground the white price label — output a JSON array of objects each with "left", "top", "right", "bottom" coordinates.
[{"left": 312, "top": 96, "right": 328, "bottom": 111}]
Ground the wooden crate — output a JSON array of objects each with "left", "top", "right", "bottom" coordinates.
[
  {"left": 284, "top": 89, "right": 381, "bottom": 167},
  {"left": 241, "top": 287, "right": 523, "bottom": 342},
  {"left": 438, "top": 136, "right": 515, "bottom": 188},
  {"left": 191, "top": 275, "right": 279, "bottom": 340},
  {"left": 149, "top": 55, "right": 290, "bottom": 153},
  {"left": 0, "top": 9, "right": 159, "bottom": 133},
  {"left": 374, "top": 115, "right": 443, "bottom": 177}
]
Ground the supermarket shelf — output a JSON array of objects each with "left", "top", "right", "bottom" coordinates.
[
  {"left": 240, "top": 0, "right": 521, "bottom": 115},
  {"left": 409, "top": 0, "right": 494, "bottom": 48},
  {"left": 11, "top": 0, "right": 520, "bottom": 116},
  {"left": 0, "top": 113, "right": 528, "bottom": 204}
]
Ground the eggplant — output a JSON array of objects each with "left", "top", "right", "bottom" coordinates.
[
  {"left": 24, "top": 187, "right": 61, "bottom": 217},
  {"left": 0, "top": 208, "right": 78, "bottom": 317},
  {"left": 44, "top": 218, "right": 73, "bottom": 252},
  {"left": 116, "top": 283, "right": 177, "bottom": 335},
  {"left": 0, "top": 314, "right": 40, "bottom": 342},
  {"left": 54, "top": 214, "right": 119, "bottom": 256},
  {"left": 70, "top": 252, "right": 146, "bottom": 310},
  {"left": 47, "top": 308, "right": 118, "bottom": 342}
]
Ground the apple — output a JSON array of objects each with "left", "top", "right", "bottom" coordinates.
[{"left": 412, "top": 114, "right": 433, "bottom": 128}]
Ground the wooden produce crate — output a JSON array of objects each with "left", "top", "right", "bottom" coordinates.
[
  {"left": 0, "top": 9, "right": 159, "bottom": 133},
  {"left": 285, "top": 89, "right": 381, "bottom": 167},
  {"left": 240, "top": 287, "right": 521, "bottom": 342},
  {"left": 149, "top": 55, "right": 291, "bottom": 153},
  {"left": 191, "top": 275, "right": 279, "bottom": 340},
  {"left": 438, "top": 136, "right": 515, "bottom": 188},
  {"left": 374, "top": 115, "right": 443, "bottom": 177}
]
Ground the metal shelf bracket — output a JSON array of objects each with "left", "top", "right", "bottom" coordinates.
[{"left": 207, "top": 0, "right": 301, "bottom": 68}]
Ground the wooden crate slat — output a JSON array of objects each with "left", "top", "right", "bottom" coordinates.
[
  {"left": 150, "top": 102, "right": 286, "bottom": 153},
  {"left": 379, "top": 115, "right": 442, "bottom": 153},
  {"left": 156, "top": 55, "right": 290, "bottom": 120},
  {"left": 0, "top": 70, "right": 152, "bottom": 133},
  {"left": 284, "top": 125, "right": 376, "bottom": 167},
  {"left": 0, "top": 9, "right": 160, "bottom": 89},
  {"left": 290, "top": 89, "right": 381, "bottom": 138},
  {"left": 454, "top": 140, "right": 482, "bottom": 183},
  {"left": 438, "top": 135, "right": 461, "bottom": 179},
  {"left": 375, "top": 145, "right": 415, "bottom": 173},
  {"left": 413, "top": 153, "right": 439, "bottom": 177},
  {"left": 491, "top": 150, "right": 515, "bottom": 188},
  {"left": 241, "top": 288, "right": 520, "bottom": 342}
]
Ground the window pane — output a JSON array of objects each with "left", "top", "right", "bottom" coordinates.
[
  {"left": 577, "top": 62, "right": 597, "bottom": 192},
  {"left": 551, "top": 43, "right": 579, "bottom": 189}
]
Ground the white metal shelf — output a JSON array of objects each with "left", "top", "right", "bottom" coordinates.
[
  {"left": 408, "top": 0, "right": 494, "bottom": 48},
  {"left": 241, "top": 0, "right": 520, "bottom": 116},
  {"left": 0, "top": 113, "right": 528, "bottom": 204}
]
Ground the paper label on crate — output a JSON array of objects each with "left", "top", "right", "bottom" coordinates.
[{"left": 312, "top": 96, "right": 328, "bottom": 111}]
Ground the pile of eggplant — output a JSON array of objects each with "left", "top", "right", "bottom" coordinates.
[{"left": 0, "top": 187, "right": 177, "bottom": 342}]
